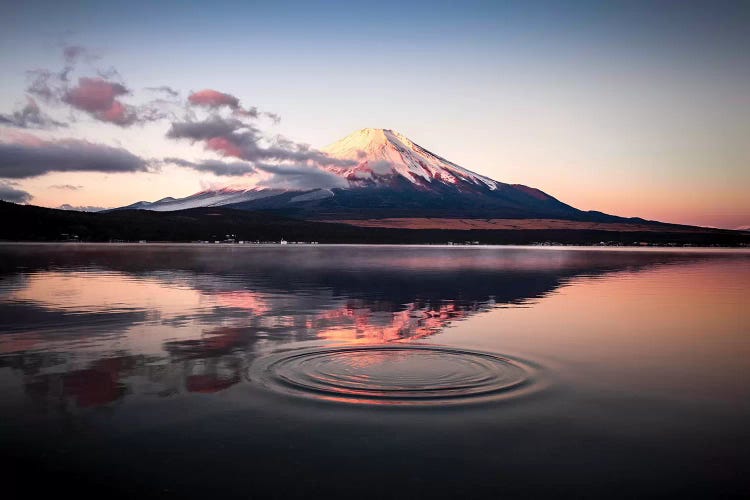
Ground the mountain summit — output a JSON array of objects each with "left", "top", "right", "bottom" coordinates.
[
  {"left": 322, "top": 128, "right": 498, "bottom": 190},
  {"left": 117, "top": 128, "right": 628, "bottom": 224}
]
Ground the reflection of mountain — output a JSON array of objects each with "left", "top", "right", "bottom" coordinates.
[{"left": 0, "top": 245, "right": 738, "bottom": 409}]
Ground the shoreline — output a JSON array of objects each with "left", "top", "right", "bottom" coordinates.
[{"left": 1, "top": 241, "right": 748, "bottom": 252}]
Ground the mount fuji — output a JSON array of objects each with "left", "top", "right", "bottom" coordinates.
[{"left": 118, "top": 128, "right": 644, "bottom": 226}]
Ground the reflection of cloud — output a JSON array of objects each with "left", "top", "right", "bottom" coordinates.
[
  {"left": 23, "top": 355, "right": 133, "bottom": 409},
  {"left": 0, "top": 245, "right": 725, "bottom": 411},
  {"left": 214, "top": 291, "right": 270, "bottom": 316},
  {"left": 5, "top": 270, "right": 202, "bottom": 316},
  {"left": 164, "top": 327, "right": 247, "bottom": 360},
  {"left": 184, "top": 357, "right": 241, "bottom": 393},
  {"left": 0, "top": 301, "right": 148, "bottom": 354},
  {"left": 61, "top": 357, "right": 132, "bottom": 407},
  {"left": 186, "top": 373, "right": 239, "bottom": 393},
  {"left": 309, "top": 301, "right": 477, "bottom": 344}
]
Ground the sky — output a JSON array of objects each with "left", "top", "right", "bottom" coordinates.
[{"left": 0, "top": 0, "right": 748, "bottom": 228}]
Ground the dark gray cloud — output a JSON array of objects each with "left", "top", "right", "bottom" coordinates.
[
  {"left": 62, "top": 45, "right": 99, "bottom": 66},
  {"left": 50, "top": 184, "right": 82, "bottom": 190},
  {"left": 256, "top": 162, "right": 348, "bottom": 189},
  {"left": 167, "top": 117, "right": 251, "bottom": 142},
  {"left": 0, "top": 181, "right": 32, "bottom": 203},
  {"left": 164, "top": 157, "right": 256, "bottom": 177},
  {"left": 166, "top": 116, "right": 355, "bottom": 168},
  {"left": 146, "top": 85, "right": 180, "bottom": 97},
  {"left": 0, "top": 97, "right": 67, "bottom": 129},
  {"left": 63, "top": 45, "right": 86, "bottom": 64},
  {"left": 96, "top": 66, "right": 123, "bottom": 81},
  {"left": 264, "top": 112, "right": 281, "bottom": 124},
  {"left": 0, "top": 137, "right": 149, "bottom": 179},
  {"left": 235, "top": 106, "right": 260, "bottom": 118},
  {"left": 26, "top": 68, "right": 64, "bottom": 103}
]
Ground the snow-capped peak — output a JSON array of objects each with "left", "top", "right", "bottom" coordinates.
[{"left": 323, "top": 128, "right": 498, "bottom": 190}]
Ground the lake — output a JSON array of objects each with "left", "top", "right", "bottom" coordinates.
[{"left": 1, "top": 244, "right": 749, "bottom": 498}]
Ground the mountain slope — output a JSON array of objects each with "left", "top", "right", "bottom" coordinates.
[{"left": 114, "top": 128, "right": 650, "bottom": 224}]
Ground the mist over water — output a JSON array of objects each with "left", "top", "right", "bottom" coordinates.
[{"left": 1, "top": 244, "right": 749, "bottom": 497}]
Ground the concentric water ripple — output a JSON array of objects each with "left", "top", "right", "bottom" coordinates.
[{"left": 249, "top": 345, "right": 539, "bottom": 406}]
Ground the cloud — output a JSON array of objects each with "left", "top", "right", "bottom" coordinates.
[
  {"left": 189, "top": 89, "right": 241, "bottom": 110},
  {"left": 255, "top": 162, "right": 348, "bottom": 189},
  {"left": 50, "top": 184, "right": 82, "bottom": 190},
  {"left": 369, "top": 160, "right": 394, "bottom": 175},
  {"left": 62, "top": 44, "right": 101, "bottom": 68},
  {"left": 0, "top": 133, "right": 149, "bottom": 179},
  {"left": 26, "top": 69, "right": 63, "bottom": 103},
  {"left": 164, "top": 157, "right": 256, "bottom": 177},
  {"left": 234, "top": 106, "right": 260, "bottom": 118},
  {"left": 146, "top": 86, "right": 179, "bottom": 97},
  {"left": 23, "top": 46, "right": 175, "bottom": 127},
  {"left": 57, "top": 204, "right": 106, "bottom": 212},
  {"left": 264, "top": 112, "right": 281, "bottom": 124},
  {"left": 167, "top": 117, "right": 250, "bottom": 141},
  {"left": 11, "top": 51, "right": 347, "bottom": 191},
  {"left": 187, "top": 89, "right": 280, "bottom": 121},
  {"left": 62, "top": 77, "right": 137, "bottom": 126},
  {"left": 63, "top": 45, "right": 89, "bottom": 65},
  {"left": 0, "top": 96, "right": 66, "bottom": 129},
  {"left": 0, "top": 181, "right": 33, "bottom": 203},
  {"left": 166, "top": 116, "right": 355, "bottom": 168},
  {"left": 19, "top": 49, "right": 274, "bottom": 136}
]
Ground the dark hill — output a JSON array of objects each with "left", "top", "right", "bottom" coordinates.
[{"left": 1, "top": 201, "right": 747, "bottom": 246}]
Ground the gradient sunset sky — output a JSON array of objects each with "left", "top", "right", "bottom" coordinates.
[{"left": 1, "top": 0, "right": 748, "bottom": 228}]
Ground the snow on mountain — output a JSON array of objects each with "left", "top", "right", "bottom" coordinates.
[
  {"left": 322, "top": 128, "right": 498, "bottom": 190},
  {"left": 131, "top": 187, "right": 289, "bottom": 212}
]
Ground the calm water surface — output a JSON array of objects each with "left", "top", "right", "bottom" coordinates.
[{"left": 1, "top": 244, "right": 749, "bottom": 498}]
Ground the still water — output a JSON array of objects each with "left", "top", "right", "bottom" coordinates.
[{"left": 1, "top": 244, "right": 749, "bottom": 497}]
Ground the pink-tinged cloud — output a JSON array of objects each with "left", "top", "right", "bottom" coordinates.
[
  {"left": 97, "top": 100, "right": 133, "bottom": 126},
  {"left": 205, "top": 136, "right": 244, "bottom": 158},
  {"left": 188, "top": 89, "right": 240, "bottom": 109},
  {"left": 63, "top": 77, "right": 136, "bottom": 125},
  {"left": 64, "top": 78, "right": 127, "bottom": 112}
]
